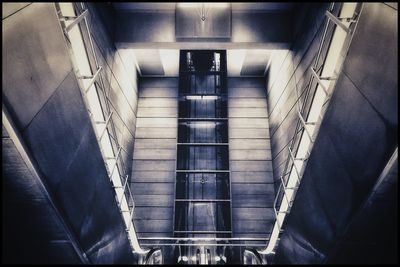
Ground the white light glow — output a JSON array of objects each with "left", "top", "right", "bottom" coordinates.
[
  {"left": 159, "top": 49, "right": 179, "bottom": 76},
  {"left": 177, "top": 3, "right": 230, "bottom": 9},
  {"left": 186, "top": 95, "right": 219, "bottom": 100},
  {"left": 187, "top": 122, "right": 216, "bottom": 128},
  {"left": 227, "top": 50, "right": 246, "bottom": 77}
]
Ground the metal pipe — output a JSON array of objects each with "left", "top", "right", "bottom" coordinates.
[
  {"left": 297, "top": 110, "right": 315, "bottom": 143},
  {"left": 98, "top": 111, "right": 113, "bottom": 141},
  {"left": 65, "top": 9, "right": 88, "bottom": 32},
  {"left": 310, "top": 67, "right": 329, "bottom": 95},
  {"left": 84, "top": 66, "right": 102, "bottom": 93},
  {"left": 288, "top": 147, "right": 302, "bottom": 184},
  {"left": 326, "top": 10, "right": 351, "bottom": 33},
  {"left": 109, "top": 147, "right": 122, "bottom": 178}
]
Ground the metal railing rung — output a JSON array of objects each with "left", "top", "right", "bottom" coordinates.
[
  {"left": 98, "top": 111, "right": 113, "bottom": 141},
  {"left": 84, "top": 66, "right": 102, "bottom": 93},
  {"left": 65, "top": 9, "right": 88, "bottom": 32},
  {"left": 58, "top": 4, "right": 146, "bottom": 254},
  {"left": 288, "top": 147, "right": 302, "bottom": 184},
  {"left": 326, "top": 11, "right": 352, "bottom": 33},
  {"left": 310, "top": 67, "right": 329, "bottom": 95},
  {"left": 109, "top": 147, "right": 123, "bottom": 177}
]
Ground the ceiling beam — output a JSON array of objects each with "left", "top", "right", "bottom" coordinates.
[{"left": 114, "top": 10, "right": 292, "bottom": 49}]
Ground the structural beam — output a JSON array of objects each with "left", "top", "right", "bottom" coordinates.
[{"left": 114, "top": 10, "right": 292, "bottom": 49}]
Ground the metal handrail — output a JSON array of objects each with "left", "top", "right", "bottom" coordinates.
[
  {"left": 64, "top": 9, "right": 88, "bottom": 32},
  {"left": 57, "top": 3, "right": 146, "bottom": 254},
  {"left": 259, "top": 3, "right": 360, "bottom": 255}
]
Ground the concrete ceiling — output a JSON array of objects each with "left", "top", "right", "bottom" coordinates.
[
  {"left": 113, "top": 2, "right": 291, "bottom": 77},
  {"left": 130, "top": 49, "right": 273, "bottom": 77},
  {"left": 113, "top": 3, "right": 295, "bottom": 11}
]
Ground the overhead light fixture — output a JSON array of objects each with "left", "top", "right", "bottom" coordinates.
[
  {"left": 187, "top": 121, "right": 216, "bottom": 128},
  {"left": 185, "top": 95, "right": 219, "bottom": 100}
]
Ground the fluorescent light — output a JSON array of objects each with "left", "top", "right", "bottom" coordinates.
[
  {"left": 186, "top": 95, "right": 219, "bottom": 100},
  {"left": 187, "top": 121, "right": 216, "bottom": 128}
]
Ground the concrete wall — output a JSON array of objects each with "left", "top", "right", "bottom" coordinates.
[
  {"left": 2, "top": 124, "right": 85, "bottom": 263},
  {"left": 2, "top": 3, "right": 138, "bottom": 263},
  {"left": 267, "top": 3, "right": 331, "bottom": 193},
  {"left": 131, "top": 78, "right": 178, "bottom": 239},
  {"left": 228, "top": 78, "right": 274, "bottom": 243},
  {"left": 85, "top": 3, "right": 139, "bottom": 178},
  {"left": 271, "top": 3, "right": 398, "bottom": 263}
]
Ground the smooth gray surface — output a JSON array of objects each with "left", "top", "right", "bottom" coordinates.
[
  {"left": 274, "top": 3, "right": 398, "bottom": 263},
  {"left": 2, "top": 3, "right": 72, "bottom": 130},
  {"left": 3, "top": 137, "right": 83, "bottom": 264},
  {"left": 342, "top": 3, "right": 398, "bottom": 126},
  {"left": 2, "top": 2, "right": 31, "bottom": 19},
  {"left": 114, "top": 9, "right": 292, "bottom": 48},
  {"left": 176, "top": 4, "right": 231, "bottom": 39},
  {"left": 2, "top": 3, "right": 137, "bottom": 263}
]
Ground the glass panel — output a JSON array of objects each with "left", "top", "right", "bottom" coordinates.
[
  {"left": 174, "top": 202, "right": 231, "bottom": 232},
  {"left": 179, "top": 99, "right": 227, "bottom": 118},
  {"left": 178, "top": 121, "right": 228, "bottom": 143},
  {"left": 177, "top": 146, "right": 229, "bottom": 170},
  {"left": 176, "top": 173, "right": 230, "bottom": 199}
]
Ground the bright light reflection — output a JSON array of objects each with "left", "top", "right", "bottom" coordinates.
[
  {"left": 188, "top": 122, "right": 216, "bottom": 128},
  {"left": 186, "top": 95, "right": 219, "bottom": 100},
  {"left": 227, "top": 50, "right": 246, "bottom": 77},
  {"left": 159, "top": 49, "right": 179, "bottom": 76}
]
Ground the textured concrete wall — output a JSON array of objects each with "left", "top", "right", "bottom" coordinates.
[
  {"left": 2, "top": 3, "right": 137, "bottom": 263},
  {"left": 272, "top": 3, "right": 398, "bottom": 263},
  {"left": 228, "top": 78, "right": 274, "bottom": 243},
  {"left": 131, "top": 78, "right": 178, "bottom": 239}
]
